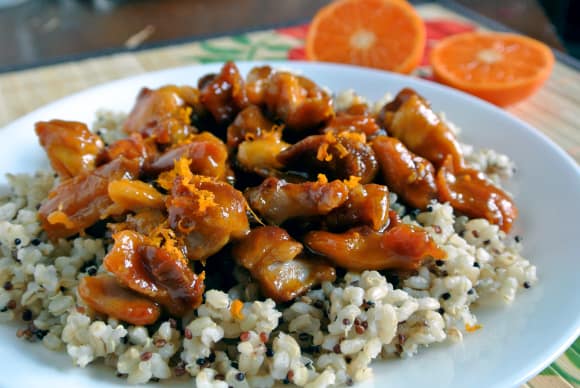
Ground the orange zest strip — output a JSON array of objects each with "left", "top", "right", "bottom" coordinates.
[
  {"left": 231, "top": 299, "right": 245, "bottom": 320},
  {"left": 465, "top": 323, "right": 482, "bottom": 333}
]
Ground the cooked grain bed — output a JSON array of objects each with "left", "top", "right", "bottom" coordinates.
[{"left": 0, "top": 96, "right": 536, "bottom": 387}]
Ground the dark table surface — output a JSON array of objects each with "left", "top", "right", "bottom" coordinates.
[{"left": 0, "top": 0, "right": 565, "bottom": 72}]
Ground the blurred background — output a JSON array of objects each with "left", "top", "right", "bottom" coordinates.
[{"left": 0, "top": 0, "right": 578, "bottom": 72}]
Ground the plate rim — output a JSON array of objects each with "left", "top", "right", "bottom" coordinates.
[{"left": 0, "top": 60, "right": 578, "bottom": 388}]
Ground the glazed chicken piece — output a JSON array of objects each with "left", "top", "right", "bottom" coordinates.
[
  {"left": 123, "top": 85, "right": 200, "bottom": 145},
  {"left": 164, "top": 160, "right": 250, "bottom": 261},
  {"left": 323, "top": 114, "right": 382, "bottom": 137},
  {"left": 379, "top": 88, "right": 463, "bottom": 169},
  {"left": 232, "top": 226, "right": 336, "bottom": 302},
  {"left": 436, "top": 155, "right": 518, "bottom": 232},
  {"left": 226, "top": 105, "right": 277, "bottom": 148},
  {"left": 78, "top": 274, "right": 161, "bottom": 325},
  {"left": 304, "top": 224, "right": 446, "bottom": 272},
  {"left": 35, "top": 120, "right": 104, "bottom": 179},
  {"left": 98, "top": 132, "right": 158, "bottom": 168},
  {"left": 245, "top": 177, "right": 349, "bottom": 225},
  {"left": 103, "top": 230, "right": 205, "bottom": 317},
  {"left": 245, "top": 65, "right": 273, "bottom": 103},
  {"left": 245, "top": 66, "right": 334, "bottom": 131},
  {"left": 199, "top": 61, "right": 249, "bottom": 124},
  {"left": 277, "top": 132, "right": 378, "bottom": 184},
  {"left": 325, "top": 183, "right": 390, "bottom": 232},
  {"left": 107, "top": 179, "right": 165, "bottom": 213},
  {"left": 372, "top": 136, "right": 437, "bottom": 209},
  {"left": 38, "top": 157, "right": 140, "bottom": 240},
  {"left": 237, "top": 137, "right": 289, "bottom": 173},
  {"left": 108, "top": 209, "right": 166, "bottom": 236},
  {"left": 146, "top": 132, "right": 229, "bottom": 180}
]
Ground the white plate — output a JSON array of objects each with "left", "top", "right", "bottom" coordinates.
[{"left": 0, "top": 61, "right": 578, "bottom": 388}]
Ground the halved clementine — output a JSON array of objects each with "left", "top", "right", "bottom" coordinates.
[
  {"left": 305, "top": 0, "right": 426, "bottom": 74},
  {"left": 430, "top": 32, "right": 554, "bottom": 106}
]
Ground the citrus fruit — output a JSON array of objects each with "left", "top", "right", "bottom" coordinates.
[
  {"left": 305, "top": 0, "right": 426, "bottom": 74},
  {"left": 430, "top": 31, "right": 554, "bottom": 106}
]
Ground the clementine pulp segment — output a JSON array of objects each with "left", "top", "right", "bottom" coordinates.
[
  {"left": 306, "top": 0, "right": 426, "bottom": 74},
  {"left": 430, "top": 32, "right": 554, "bottom": 106}
]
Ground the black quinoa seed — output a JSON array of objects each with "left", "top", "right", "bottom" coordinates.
[
  {"left": 435, "top": 260, "right": 445, "bottom": 267},
  {"left": 3, "top": 281, "right": 13, "bottom": 291},
  {"left": 313, "top": 300, "right": 324, "bottom": 309},
  {"left": 282, "top": 378, "right": 291, "bottom": 385},
  {"left": 21, "top": 309, "right": 32, "bottom": 321},
  {"left": 409, "top": 208, "right": 421, "bottom": 218},
  {"left": 515, "top": 235, "right": 522, "bottom": 243},
  {"left": 86, "top": 266, "right": 97, "bottom": 276},
  {"left": 523, "top": 282, "right": 531, "bottom": 289},
  {"left": 298, "top": 333, "right": 310, "bottom": 342},
  {"left": 196, "top": 358, "right": 206, "bottom": 366},
  {"left": 208, "top": 352, "right": 216, "bottom": 363},
  {"left": 346, "top": 377, "right": 354, "bottom": 386},
  {"left": 266, "top": 347, "right": 274, "bottom": 357},
  {"left": 437, "top": 307, "right": 445, "bottom": 314},
  {"left": 31, "top": 238, "right": 41, "bottom": 246},
  {"left": 235, "top": 372, "right": 245, "bottom": 381},
  {"left": 441, "top": 292, "right": 451, "bottom": 300},
  {"left": 35, "top": 329, "right": 48, "bottom": 340},
  {"left": 150, "top": 377, "right": 160, "bottom": 383},
  {"left": 467, "top": 288, "right": 475, "bottom": 295},
  {"left": 231, "top": 361, "right": 239, "bottom": 369},
  {"left": 14, "top": 238, "right": 21, "bottom": 246},
  {"left": 473, "top": 262, "right": 480, "bottom": 268},
  {"left": 483, "top": 239, "right": 491, "bottom": 245},
  {"left": 426, "top": 205, "right": 433, "bottom": 212}
]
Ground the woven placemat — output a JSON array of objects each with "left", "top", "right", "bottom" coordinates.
[{"left": 0, "top": 3, "right": 578, "bottom": 387}]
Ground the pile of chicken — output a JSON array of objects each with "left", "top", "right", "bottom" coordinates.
[{"left": 34, "top": 62, "right": 517, "bottom": 326}]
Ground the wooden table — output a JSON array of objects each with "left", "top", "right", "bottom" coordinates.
[{"left": 0, "top": 0, "right": 565, "bottom": 72}]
